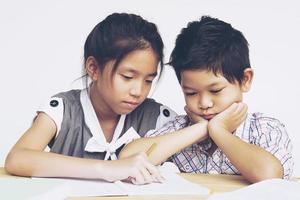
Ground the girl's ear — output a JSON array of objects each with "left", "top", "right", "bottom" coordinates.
[
  {"left": 241, "top": 68, "right": 254, "bottom": 92},
  {"left": 85, "top": 56, "right": 100, "bottom": 81}
]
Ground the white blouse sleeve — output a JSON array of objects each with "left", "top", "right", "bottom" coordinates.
[
  {"left": 37, "top": 97, "right": 64, "bottom": 135},
  {"left": 154, "top": 105, "right": 177, "bottom": 130}
]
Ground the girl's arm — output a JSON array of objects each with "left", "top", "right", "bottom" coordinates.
[
  {"left": 5, "top": 113, "right": 163, "bottom": 184},
  {"left": 119, "top": 120, "right": 208, "bottom": 165},
  {"left": 208, "top": 103, "right": 283, "bottom": 183}
]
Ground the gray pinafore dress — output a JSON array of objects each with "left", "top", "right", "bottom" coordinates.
[{"left": 38, "top": 89, "right": 177, "bottom": 160}]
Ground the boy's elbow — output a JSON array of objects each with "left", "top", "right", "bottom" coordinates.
[
  {"left": 118, "top": 145, "right": 134, "bottom": 159},
  {"left": 250, "top": 163, "right": 284, "bottom": 183},
  {"left": 118, "top": 150, "right": 127, "bottom": 159},
  {"left": 4, "top": 151, "right": 19, "bottom": 175}
]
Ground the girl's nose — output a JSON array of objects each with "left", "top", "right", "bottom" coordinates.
[{"left": 129, "top": 83, "right": 143, "bottom": 97}]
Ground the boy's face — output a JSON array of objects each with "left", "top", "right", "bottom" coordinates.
[{"left": 181, "top": 69, "right": 251, "bottom": 120}]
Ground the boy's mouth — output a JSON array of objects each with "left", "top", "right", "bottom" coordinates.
[{"left": 202, "top": 114, "right": 215, "bottom": 120}]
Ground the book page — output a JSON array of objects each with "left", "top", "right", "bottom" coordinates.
[
  {"left": 29, "top": 178, "right": 127, "bottom": 199},
  {"left": 3, "top": 162, "right": 209, "bottom": 199},
  {"left": 120, "top": 170, "right": 210, "bottom": 196},
  {"left": 207, "top": 178, "right": 300, "bottom": 200}
]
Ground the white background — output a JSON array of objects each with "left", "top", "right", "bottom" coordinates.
[{"left": 1, "top": 0, "right": 299, "bottom": 176}]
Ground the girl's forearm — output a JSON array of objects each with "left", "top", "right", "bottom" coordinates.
[{"left": 5, "top": 149, "right": 107, "bottom": 180}]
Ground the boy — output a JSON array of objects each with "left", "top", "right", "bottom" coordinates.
[{"left": 119, "top": 16, "right": 293, "bottom": 183}]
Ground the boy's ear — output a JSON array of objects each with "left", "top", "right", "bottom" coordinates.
[
  {"left": 85, "top": 56, "right": 100, "bottom": 81},
  {"left": 241, "top": 68, "right": 254, "bottom": 92}
]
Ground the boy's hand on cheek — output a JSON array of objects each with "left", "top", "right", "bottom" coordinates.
[
  {"left": 185, "top": 105, "right": 208, "bottom": 125},
  {"left": 185, "top": 106, "right": 209, "bottom": 140},
  {"left": 208, "top": 102, "right": 248, "bottom": 135}
]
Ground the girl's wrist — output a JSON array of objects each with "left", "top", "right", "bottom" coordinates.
[{"left": 94, "top": 160, "right": 111, "bottom": 181}]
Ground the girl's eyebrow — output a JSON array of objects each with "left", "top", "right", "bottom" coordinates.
[{"left": 122, "top": 69, "right": 157, "bottom": 77}]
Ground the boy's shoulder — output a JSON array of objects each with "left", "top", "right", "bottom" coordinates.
[
  {"left": 247, "top": 112, "right": 287, "bottom": 131},
  {"left": 158, "top": 114, "right": 190, "bottom": 130},
  {"left": 249, "top": 112, "right": 285, "bottom": 125}
]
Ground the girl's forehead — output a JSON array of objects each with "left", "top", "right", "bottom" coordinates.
[{"left": 115, "top": 49, "right": 158, "bottom": 74}]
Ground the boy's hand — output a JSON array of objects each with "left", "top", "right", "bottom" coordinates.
[
  {"left": 185, "top": 106, "right": 209, "bottom": 141},
  {"left": 208, "top": 102, "right": 248, "bottom": 134},
  {"left": 185, "top": 105, "right": 208, "bottom": 124}
]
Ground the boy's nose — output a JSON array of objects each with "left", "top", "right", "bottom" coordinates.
[{"left": 198, "top": 96, "right": 213, "bottom": 110}]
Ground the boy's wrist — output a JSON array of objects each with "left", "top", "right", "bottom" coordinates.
[
  {"left": 192, "top": 121, "right": 209, "bottom": 141},
  {"left": 208, "top": 123, "right": 229, "bottom": 138}
]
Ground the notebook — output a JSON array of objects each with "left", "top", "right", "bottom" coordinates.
[{"left": 1, "top": 162, "right": 210, "bottom": 199}]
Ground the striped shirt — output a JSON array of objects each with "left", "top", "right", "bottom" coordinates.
[{"left": 146, "top": 113, "right": 294, "bottom": 179}]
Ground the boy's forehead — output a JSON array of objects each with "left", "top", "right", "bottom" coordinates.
[
  {"left": 180, "top": 69, "right": 223, "bottom": 79},
  {"left": 180, "top": 69, "right": 227, "bottom": 86}
]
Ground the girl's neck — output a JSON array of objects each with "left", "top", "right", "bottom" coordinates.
[
  {"left": 89, "top": 86, "right": 120, "bottom": 143},
  {"left": 89, "top": 85, "right": 119, "bottom": 122}
]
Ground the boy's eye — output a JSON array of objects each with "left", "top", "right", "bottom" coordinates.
[
  {"left": 185, "top": 92, "right": 197, "bottom": 96},
  {"left": 145, "top": 79, "right": 154, "bottom": 84},
  {"left": 210, "top": 88, "right": 224, "bottom": 94}
]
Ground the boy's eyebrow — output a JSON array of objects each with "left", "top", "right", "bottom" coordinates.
[
  {"left": 182, "top": 82, "right": 224, "bottom": 90},
  {"left": 148, "top": 72, "right": 158, "bottom": 77}
]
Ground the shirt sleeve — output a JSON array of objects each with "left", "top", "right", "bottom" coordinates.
[
  {"left": 252, "top": 115, "right": 294, "bottom": 179},
  {"left": 37, "top": 96, "right": 64, "bottom": 136}
]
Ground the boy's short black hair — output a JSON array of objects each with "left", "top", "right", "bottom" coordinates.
[{"left": 169, "top": 16, "right": 250, "bottom": 84}]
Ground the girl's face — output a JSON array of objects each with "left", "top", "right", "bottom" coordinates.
[{"left": 91, "top": 48, "right": 159, "bottom": 115}]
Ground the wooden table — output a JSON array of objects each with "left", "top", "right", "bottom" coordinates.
[{"left": 0, "top": 167, "right": 251, "bottom": 200}]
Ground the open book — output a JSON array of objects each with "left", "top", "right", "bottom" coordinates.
[{"left": 1, "top": 162, "right": 209, "bottom": 199}]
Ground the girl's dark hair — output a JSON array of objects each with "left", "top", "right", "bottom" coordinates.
[
  {"left": 83, "top": 13, "right": 164, "bottom": 85},
  {"left": 169, "top": 16, "right": 250, "bottom": 84}
]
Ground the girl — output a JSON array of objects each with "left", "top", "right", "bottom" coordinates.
[{"left": 5, "top": 13, "right": 176, "bottom": 185}]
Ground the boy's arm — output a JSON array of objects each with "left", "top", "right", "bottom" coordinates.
[
  {"left": 208, "top": 103, "right": 284, "bottom": 183},
  {"left": 119, "top": 119, "right": 208, "bottom": 165}
]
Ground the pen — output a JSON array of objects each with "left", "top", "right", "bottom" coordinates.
[{"left": 146, "top": 143, "right": 157, "bottom": 156}]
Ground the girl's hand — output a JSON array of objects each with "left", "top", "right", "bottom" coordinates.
[
  {"left": 208, "top": 102, "right": 248, "bottom": 134},
  {"left": 104, "top": 152, "right": 164, "bottom": 185}
]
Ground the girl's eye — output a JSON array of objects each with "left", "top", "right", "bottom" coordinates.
[
  {"left": 122, "top": 75, "right": 133, "bottom": 80},
  {"left": 210, "top": 88, "right": 224, "bottom": 94}
]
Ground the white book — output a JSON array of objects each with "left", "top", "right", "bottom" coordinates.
[{"left": 207, "top": 178, "right": 300, "bottom": 200}]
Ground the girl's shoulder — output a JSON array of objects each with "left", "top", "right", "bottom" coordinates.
[
  {"left": 53, "top": 89, "right": 82, "bottom": 103},
  {"left": 134, "top": 98, "right": 177, "bottom": 117}
]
